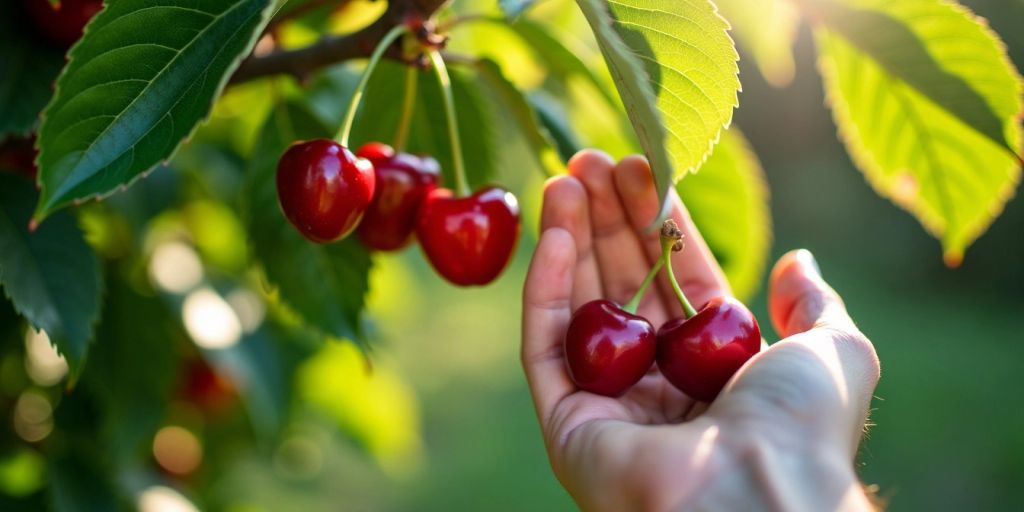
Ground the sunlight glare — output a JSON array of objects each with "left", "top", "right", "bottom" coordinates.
[{"left": 182, "top": 288, "right": 242, "bottom": 349}]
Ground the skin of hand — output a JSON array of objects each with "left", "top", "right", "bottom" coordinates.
[{"left": 521, "top": 150, "right": 881, "bottom": 512}]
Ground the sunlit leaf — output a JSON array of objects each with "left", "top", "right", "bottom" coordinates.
[
  {"left": 473, "top": 58, "right": 564, "bottom": 175},
  {"left": 244, "top": 101, "right": 372, "bottom": 343},
  {"left": 35, "top": 0, "right": 276, "bottom": 221},
  {"left": 715, "top": 0, "right": 800, "bottom": 87},
  {"left": 813, "top": 0, "right": 1024, "bottom": 264},
  {"left": 500, "top": 0, "right": 536, "bottom": 19},
  {"left": 0, "top": 3, "right": 63, "bottom": 138},
  {"left": 0, "top": 174, "right": 100, "bottom": 375},
  {"left": 575, "top": 0, "right": 740, "bottom": 223},
  {"left": 678, "top": 127, "right": 771, "bottom": 300}
]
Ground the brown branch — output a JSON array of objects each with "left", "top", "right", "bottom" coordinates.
[{"left": 230, "top": 0, "right": 451, "bottom": 85}]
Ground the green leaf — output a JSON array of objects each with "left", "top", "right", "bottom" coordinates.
[
  {"left": 499, "top": 0, "right": 536, "bottom": 19},
  {"left": 473, "top": 58, "right": 564, "bottom": 175},
  {"left": 34, "top": 0, "right": 277, "bottom": 221},
  {"left": 813, "top": 0, "right": 1024, "bottom": 264},
  {"left": 84, "top": 276, "right": 179, "bottom": 465},
  {"left": 0, "top": 173, "right": 101, "bottom": 374},
  {"left": 47, "top": 453, "right": 119, "bottom": 512},
  {"left": 244, "top": 101, "right": 372, "bottom": 343},
  {"left": 0, "top": 3, "right": 64, "bottom": 138},
  {"left": 715, "top": 0, "right": 800, "bottom": 87},
  {"left": 677, "top": 127, "right": 771, "bottom": 300},
  {"left": 575, "top": 0, "right": 740, "bottom": 223},
  {"left": 529, "top": 92, "right": 584, "bottom": 162}
]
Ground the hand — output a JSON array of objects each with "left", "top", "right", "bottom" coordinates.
[{"left": 521, "top": 151, "right": 881, "bottom": 511}]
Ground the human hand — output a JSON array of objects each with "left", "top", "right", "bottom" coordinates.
[{"left": 521, "top": 151, "right": 880, "bottom": 511}]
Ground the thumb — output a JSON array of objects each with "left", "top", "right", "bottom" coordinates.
[{"left": 769, "top": 249, "right": 855, "bottom": 337}]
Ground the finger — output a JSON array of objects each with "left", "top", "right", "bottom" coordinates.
[
  {"left": 613, "top": 155, "right": 730, "bottom": 315},
  {"left": 540, "top": 176, "right": 602, "bottom": 309},
  {"left": 522, "top": 227, "right": 578, "bottom": 425},
  {"left": 568, "top": 151, "right": 662, "bottom": 317},
  {"left": 717, "top": 250, "right": 880, "bottom": 455}
]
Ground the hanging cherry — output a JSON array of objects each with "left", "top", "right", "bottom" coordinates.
[
  {"left": 24, "top": 0, "right": 103, "bottom": 46},
  {"left": 355, "top": 142, "right": 439, "bottom": 251},
  {"left": 415, "top": 50, "right": 521, "bottom": 286}
]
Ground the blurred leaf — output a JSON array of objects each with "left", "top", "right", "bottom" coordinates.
[
  {"left": 716, "top": 0, "right": 800, "bottom": 87},
  {"left": 528, "top": 92, "right": 583, "bottom": 162},
  {"left": 34, "top": 0, "right": 276, "bottom": 221},
  {"left": 500, "top": 0, "right": 536, "bottom": 19},
  {"left": 678, "top": 127, "right": 771, "bottom": 300},
  {"left": 0, "top": 3, "right": 64, "bottom": 138},
  {"left": 47, "top": 453, "right": 118, "bottom": 512},
  {"left": 0, "top": 174, "right": 100, "bottom": 375},
  {"left": 813, "top": 0, "right": 1024, "bottom": 264},
  {"left": 575, "top": 0, "right": 740, "bottom": 224},
  {"left": 244, "top": 101, "right": 372, "bottom": 343},
  {"left": 473, "top": 58, "right": 563, "bottom": 175},
  {"left": 314, "top": 61, "right": 501, "bottom": 188},
  {"left": 506, "top": 17, "right": 618, "bottom": 108},
  {"left": 84, "top": 276, "right": 179, "bottom": 465}
]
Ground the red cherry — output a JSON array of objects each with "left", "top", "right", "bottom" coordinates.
[
  {"left": 24, "top": 0, "right": 103, "bottom": 46},
  {"left": 564, "top": 300, "right": 656, "bottom": 397},
  {"left": 179, "top": 359, "right": 236, "bottom": 415},
  {"left": 416, "top": 186, "right": 520, "bottom": 286},
  {"left": 355, "top": 142, "right": 440, "bottom": 251},
  {"left": 656, "top": 296, "right": 761, "bottom": 402},
  {"left": 0, "top": 136, "right": 38, "bottom": 179},
  {"left": 276, "top": 139, "right": 375, "bottom": 244}
]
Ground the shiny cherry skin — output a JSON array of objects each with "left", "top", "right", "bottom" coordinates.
[
  {"left": 24, "top": 0, "right": 103, "bottom": 46},
  {"left": 276, "top": 139, "right": 375, "bottom": 244},
  {"left": 416, "top": 186, "right": 520, "bottom": 286},
  {"left": 656, "top": 296, "right": 761, "bottom": 402},
  {"left": 564, "top": 300, "right": 656, "bottom": 397},
  {"left": 355, "top": 142, "right": 440, "bottom": 251}
]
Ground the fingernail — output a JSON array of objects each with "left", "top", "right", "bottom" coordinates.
[{"left": 794, "top": 249, "right": 821, "bottom": 277}]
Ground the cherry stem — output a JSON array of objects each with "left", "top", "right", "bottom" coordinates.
[
  {"left": 661, "top": 220, "right": 698, "bottom": 318},
  {"left": 622, "top": 258, "right": 664, "bottom": 315},
  {"left": 428, "top": 49, "right": 471, "bottom": 197},
  {"left": 337, "top": 24, "right": 409, "bottom": 147},
  {"left": 393, "top": 63, "right": 418, "bottom": 152}
]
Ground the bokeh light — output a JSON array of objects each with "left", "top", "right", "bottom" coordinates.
[
  {"left": 13, "top": 391, "right": 53, "bottom": 443},
  {"left": 137, "top": 485, "right": 199, "bottom": 512},
  {"left": 226, "top": 288, "right": 265, "bottom": 334},
  {"left": 152, "top": 426, "right": 203, "bottom": 476},
  {"left": 149, "top": 241, "right": 204, "bottom": 294},
  {"left": 182, "top": 287, "right": 243, "bottom": 349},
  {"left": 23, "top": 328, "right": 67, "bottom": 386}
]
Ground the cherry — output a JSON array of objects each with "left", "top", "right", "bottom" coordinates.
[
  {"left": 416, "top": 186, "right": 520, "bottom": 286},
  {"left": 0, "top": 136, "right": 38, "bottom": 179},
  {"left": 355, "top": 142, "right": 440, "bottom": 251},
  {"left": 656, "top": 296, "right": 761, "bottom": 402},
  {"left": 24, "top": 0, "right": 103, "bottom": 46},
  {"left": 179, "top": 359, "right": 236, "bottom": 415},
  {"left": 276, "top": 139, "right": 375, "bottom": 244},
  {"left": 564, "top": 300, "right": 656, "bottom": 397}
]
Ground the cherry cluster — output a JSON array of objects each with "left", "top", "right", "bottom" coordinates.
[
  {"left": 564, "top": 220, "right": 762, "bottom": 401},
  {"left": 276, "top": 25, "right": 520, "bottom": 287}
]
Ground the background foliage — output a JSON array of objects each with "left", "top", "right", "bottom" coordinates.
[{"left": 0, "top": 0, "right": 1023, "bottom": 510}]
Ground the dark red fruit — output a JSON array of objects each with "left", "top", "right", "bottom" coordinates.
[
  {"left": 276, "top": 139, "right": 375, "bottom": 244},
  {"left": 24, "top": 0, "right": 103, "bottom": 46},
  {"left": 656, "top": 296, "right": 761, "bottom": 402},
  {"left": 179, "top": 359, "right": 236, "bottom": 415},
  {"left": 355, "top": 142, "right": 440, "bottom": 251},
  {"left": 416, "top": 186, "right": 520, "bottom": 286},
  {"left": 564, "top": 300, "right": 656, "bottom": 397}
]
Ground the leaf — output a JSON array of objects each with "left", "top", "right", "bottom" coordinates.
[
  {"left": 813, "top": 0, "right": 1024, "bottom": 264},
  {"left": 0, "top": 3, "right": 64, "bottom": 138},
  {"left": 47, "top": 453, "right": 119, "bottom": 512},
  {"left": 0, "top": 173, "right": 101, "bottom": 375},
  {"left": 34, "top": 0, "right": 277, "bottom": 222},
  {"left": 575, "top": 0, "right": 741, "bottom": 223},
  {"left": 677, "top": 127, "right": 771, "bottom": 300},
  {"left": 473, "top": 58, "right": 564, "bottom": 175},
  {"left": 500, "top": 0, "right": 536, "bottom": 19},
  {"left": 84, "top": 276, "right": 180, "bottom": 465},
  {"left": 715, "top": 0, "right": 800, "bottom": 87},
  {"left": 528, "top": 92, "right": 585, "bottom": 162},
  {"left": 243, "top": 101, "right": 372, "bottom": 343}
]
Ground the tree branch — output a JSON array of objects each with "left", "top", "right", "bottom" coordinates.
[{"left": 230, "top": 0, "right": 451, "bottom": 85}]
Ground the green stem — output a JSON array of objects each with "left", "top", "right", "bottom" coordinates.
[
  {"left": 393, "top": 64, "right": 418, "bottom": 152},
  {"left": 622, "top": 259, "right": 664, "bottom": 315},
  {"left": 662, "top": 238, "right": 697, "bottom": 318},
  {"left": 428, "top": 49, "right": 471, "bottom": 197},
  {"left": 337, "top": 25, "right": 409, "bottom": 147}
]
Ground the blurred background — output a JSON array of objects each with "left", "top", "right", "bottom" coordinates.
[{"left": 2, "top": 0, "right": 1023, "bottom": 510}]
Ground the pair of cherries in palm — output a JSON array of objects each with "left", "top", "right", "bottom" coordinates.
[
  {"left": 276, "top": 140, "right": 519, "bottom": 286},
  {"left": 564, "top": 221, "right": 762, "bottom": 401}
]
